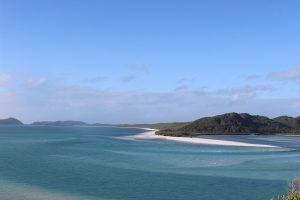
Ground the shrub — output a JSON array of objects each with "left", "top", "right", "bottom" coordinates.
[{"left": 271, "top": 179, "right": 300, "bottom": 200}]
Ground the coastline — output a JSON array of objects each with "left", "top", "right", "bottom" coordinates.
[{"left": 119, "top": 128, "right": 279, "bottom": 148}]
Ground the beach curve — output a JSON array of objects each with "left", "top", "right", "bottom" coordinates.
[{"left": 117, "top": 128, "right": 279, "bottom": 148}]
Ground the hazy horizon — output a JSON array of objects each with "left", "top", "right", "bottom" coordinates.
[
  {"left": 1, "top": 0, "right": 300, "bottom": 124},
  {"left": 1, "top": 111, "right": 300, "bottom": 125}
]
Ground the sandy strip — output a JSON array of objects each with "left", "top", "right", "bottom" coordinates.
[{"left": 117, "top": 128, "right": 278, "bottom": 148}]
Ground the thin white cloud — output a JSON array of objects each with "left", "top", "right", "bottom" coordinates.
[
  {"left": 0, "top": 74, "right": 11, "bottom": 85},
  {"left": 217, "top": 85, "right": 274, "bottom": 94},
  {"left": 26, "top": 78, "right": 47, "bottom": 88},
  {"left": 176, "top": 78, "right": 188, "bottom": 84},
  {"left": 0, "top": 80, "right": 299, "bottom": 124},
  {"left": 216, "top": 85, "right": 275, "bottom": 102},
  {"left": 246, "top": 74, "right": 261, "bottom": 80},
  {"left": 130, "top": 64, "right": 147, "bottom": 70},
  {"left": 120, "top": 75, "right": 135, "bottom": 83},
  {"left": 175, "top": 85, "right": 189, "bottom": 91},
  {"left": 83, "top": 76, "right": 108, "bottom": 83},
  {"left": 268, "top": 68, "right": 300, "bottom": 80},
  {"left": 6, "top": 85, "right": 300, "bottom": 123},
  {"left": 56, "top": 69, "right": 71, "bottom": 81}
]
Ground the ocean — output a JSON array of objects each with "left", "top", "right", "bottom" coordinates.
[{"left": 0, "top": 125, "right": 299, "bottom": 200}]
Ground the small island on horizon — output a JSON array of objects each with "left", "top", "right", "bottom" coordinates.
[{"left": 0, "top": 118, "right": 23, "bottom": 125}]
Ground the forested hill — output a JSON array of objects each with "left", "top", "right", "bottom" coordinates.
[{"left": 156, "top": 113, "right": 300, "bottom": 136}]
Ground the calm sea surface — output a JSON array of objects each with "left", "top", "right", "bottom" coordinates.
[{"left": 0, "top": 126, "right": 300, "bottom": 200}]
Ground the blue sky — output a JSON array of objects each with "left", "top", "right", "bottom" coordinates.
[{"left": 1, "top": 0, "right": 300, "bottom": 123}]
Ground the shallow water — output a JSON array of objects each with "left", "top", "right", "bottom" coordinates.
[{"left": 0, "top": 126, "right": 299, "bottom": 200}]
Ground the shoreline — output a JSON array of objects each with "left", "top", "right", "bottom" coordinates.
[{"left": 118, "top": 128, "right": 279, "bottom": 148}]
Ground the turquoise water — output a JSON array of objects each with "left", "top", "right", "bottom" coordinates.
[{"left": 0, "top": 126, "right": 300, "bottom": 200}]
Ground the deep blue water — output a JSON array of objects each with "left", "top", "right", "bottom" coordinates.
[{"left": 0, "top": 126, "right": 300, "bottom": 200}]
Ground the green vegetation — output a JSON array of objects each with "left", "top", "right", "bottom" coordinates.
[
  {"left": 271, "top": 180, "right": 300, "bottom": 200},
  {"left": 156, "top": 113, "right": 300, "bottom": 136},
  {"left": 274, "top": 116, "right": 300, "bottom": 129}
]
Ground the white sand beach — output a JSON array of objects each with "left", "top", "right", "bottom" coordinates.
[{"left": 118, "top": 128, "right": 278, "bottom": 148}]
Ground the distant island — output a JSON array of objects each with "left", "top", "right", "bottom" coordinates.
[
  {"left": 0, "top": 118, "right": 23, "bottom": 125},
  {"left": 31, "top": 121, "right": 113, "bottom": 127},
  {"left": 156, "top": 113, "right": 300, "bottom": 136},
  {"left": 0, "top": 118, "right": 112, "bottom": 126},
  {"left": 31, "top": 120, "right": 89, "bottom": 126}
]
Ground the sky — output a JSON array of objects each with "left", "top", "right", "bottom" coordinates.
[{"left": 1, "top": 0, "right": 300, "bottom": 124}]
